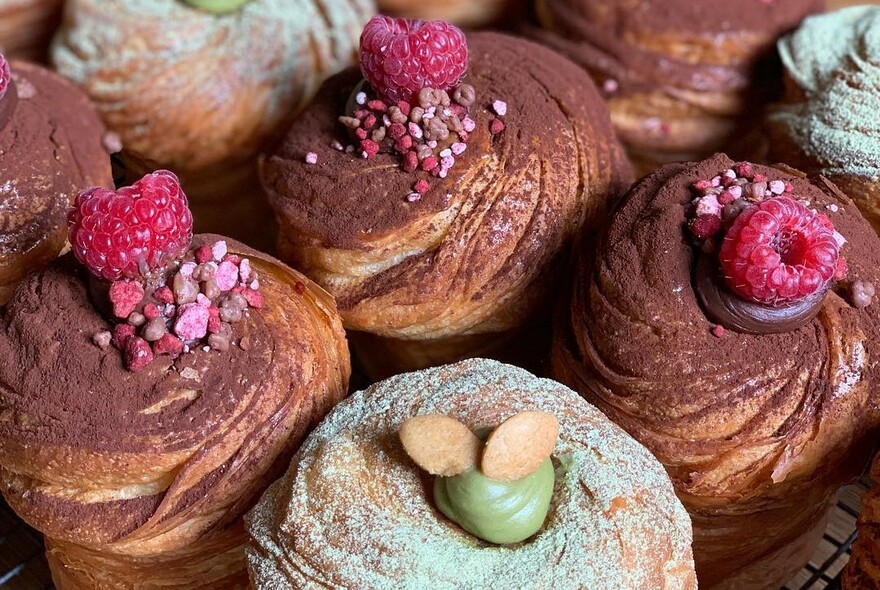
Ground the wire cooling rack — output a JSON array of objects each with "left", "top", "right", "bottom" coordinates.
[{"left": 0, "top": 480, "right": 869, "bottom": 589}]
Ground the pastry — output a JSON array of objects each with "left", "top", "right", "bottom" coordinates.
[
  {"left": 530, "top": 0, "right": 822, "bottom": 176},
  {"left": 552, "top": 153, "right": 880, "bottom": 589},
  {"left": 377, "top": 0, "right": 521, "bottom": 28},
  {"left": 768, "top": 6, "right": 880, "bottom": 234},
  {"left": 246, "top": 358, "right": 696, "bottom": 589},
  {"left": 843, "top": 454, "right": 880, "bottom": 589},
  {"left": 0, "top": 0, "right": 63, "bottom": 61},
  {"left": 51, "top": 0, "right": 375, "bottom": 248},
  {"left": 0, "top": 172, "right": 350, "bottom": 589},
  {"left": 262, "top": 16, "right": 633, "bottom": 379},
  {"left": 0, "top": 53, "right": 113, "bottom": 305}
]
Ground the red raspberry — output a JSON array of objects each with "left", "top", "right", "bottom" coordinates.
[
  {"left": 359, "top": 15, "right": 468, "bottom": 104},
  {"left": 719, "top": 197, "right": 840, "bottom": 305},
  {"left": 68, "top": 171, "right": 193, "bottom": 281},
  {"left": 0, "top": 54, "right": 9, "bottom": 101}
]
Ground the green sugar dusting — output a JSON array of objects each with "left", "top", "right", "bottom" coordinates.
[
  {"left": 244, "top": 359, "right": 696, "bottom": 589},
  {"left": 770, "top": 6, "right": 880, "bottom": 177}
]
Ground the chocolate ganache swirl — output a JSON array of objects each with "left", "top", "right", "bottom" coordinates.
[
  {"left": 0, "top": 235, "right": 350, "bottom": 588},
  {"left": 553, "top": 153, "right": 880, "bottom": 589}
]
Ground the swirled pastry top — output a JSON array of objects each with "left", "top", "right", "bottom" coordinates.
[
  {"left": 0, "top": 61, "right": 109, "bottom": 267},
  {"left": 0, "top": 236, "right": 336, "bottom": 457},
  {"left": 567, "top": 154, "right": 880, "bottom": 473},
  {"left": 246, "top": 359, "right": 696, "bottom": 589},
  {"left": 262, "top": 31, "right": 629, "bottom": 249},
  {"left": 51, "top": 0, "right": 374, "bottom": 170},
  {"left": 534, "top": 0, "right": 821, "bottom": 96},
  {"left": 771, "top": 6, "right": 880, "bottom": 177}
]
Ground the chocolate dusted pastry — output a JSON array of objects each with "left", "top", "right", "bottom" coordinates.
[
  {"left": 246, "top": 359, "right": 696, "bottom": 589},
  {"left": 768, "top": 6, "right": 880, "bottom": 234},
  {"left": 0, "top": 0, "right": 63, "bottom": 61},
  {"left": 552, "top": 153, "right": 880, "bottom": 589},
  {"left": 262, "top": 16, "right": 633, "bottom": 379},
  {"left": 0, "top": 172, "right": 350, "bottom": 589},
  {"left": 0, "top": 54, "right": 113, "bottom": 305},
  {"left": 530, "top": 0, "right": 822, "bottom": 175},
  {"left": 51, "top": 0, "right": 375, "bottom": 249}
]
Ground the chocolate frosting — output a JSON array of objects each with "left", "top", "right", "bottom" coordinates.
[
  {"left": 531, "top": 0, "right": 822, "bottom": 98},
  {"left": 694, "top": 254, "right": 828, "bottom": 334},
  {"left": 0, "top": 235, "right": 350, "bottom": 553},
  {"left": 0, "top": 60, "right": 111, "bottom": 300},
  {"left": 554, "top": 153, "right": 880, "bottom": 587}
]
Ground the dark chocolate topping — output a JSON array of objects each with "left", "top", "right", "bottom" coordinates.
[
  {"left": 262, "top": 32, "right": 630, "bottom": 250},
  {"left": 532, "top": 0, "right": 822, "bottom": 97},
  {"left": 694, "top": 254, "right": 827, "bottom": 334},
  {"left": 0, "top": 61, "right": 111, "bottom": 276}
]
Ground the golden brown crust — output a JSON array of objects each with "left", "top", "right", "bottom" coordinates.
[
  {"left": 552, "top": 154, "right": 880, "bottom": 588},
  {"left": 0, "top": 0, "right": 63, "bottom": 61},
  {"left": 377, "top": 0, "right": 519, "bottom": 27},
  {"left": 0, "top": 236, "right": 350, "bottom": 589},
  {"left": 264, "top": 33, "right": 632, "bottom": 376},
  {"left": 246, "top": 359, "right": 697, "bottom": 589}
]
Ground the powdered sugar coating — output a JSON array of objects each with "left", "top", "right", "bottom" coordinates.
[{"left": 246, "top": 359, "right": 695, "bottom": 589}]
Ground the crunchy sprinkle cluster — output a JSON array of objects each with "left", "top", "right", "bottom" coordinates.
[
  {"left": 92, "top": 240, "right": 263, "bottom": 371},
  {"left": 319, "top": 83, "right": 507, "bottom": 201}
]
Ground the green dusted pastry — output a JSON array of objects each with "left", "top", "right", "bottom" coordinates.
[{"left": 183, "top": 0, "right": 251, "bottom": 13}]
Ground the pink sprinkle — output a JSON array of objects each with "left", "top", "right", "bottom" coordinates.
[
  {"left": 124, "top": 337, "right": 154, "bottom": 371},
  {"left": 360, "top": 139, "right": 380, "bottom": 158},
  {"left": 784, "top": 181, "right": 794, "bottom": 193},
  {"left": 441, "top": 155, "right": 455, "bottom": 170},
  {"left": 154, "top": 286, "right": 174, "bottom": 304},
  {"left": 421, "top": 156, "right": 438, "bottom": 171},
  {"left": 414, "top": 179, "right": 430, "bottom": 194},
  {"left": 355, "top": 128, "right": 368, "bottom": 140},
  {"left": 696, "top": 194, "right": 721, "bottom": 217},
  {"left": 603, "top": 79, "right": 619, "bottom": 93},
  {"left": 195, "top": 244, "right": 213, "bottom": 264},
  {"left": 753, "top": 173, "right": 767, "bottom": 182},
  {"left": 249, "top": 279, "right": 260, "bottom": 290},
  {"left": 153, "top": 333, "right": 183, "bottom": 357},
  {"left": 768, "top": 180, "right": 785, "bottom": 195},
  {"left": 395, "top": 136, "right": 413, "bottom": 151},
  {"left": 240, "top": 259, "right": 252, "bottom": 283},
  {"left": 223, "top": 254, "right": 241, "bottom": 264},
  {"left": 109, "top": 280, "right": 145, "bottom": 319},
  {"left": 735, "top": 162, "right": 754, "bottom": 178},
  {"left": 402, "top": 151, "right": 418, "bottom": 172},
  {"left": 112, "top": 324, "right": 136, "bottom": 349},
  {"left": 492, "top": 100, "right": 508, "bottom": 117},
  {"left": 439, "top": 148, "right": 452, "bottom": 158},
  {"left": 427, "top": 140, "right": 438, "bottom": 149},
  {"left": 207, "top": 307, "right": 221, "bottom": 333},
  {"left": 388, "top": 123, "right": 407, "bottom": 139},
  {"left": 490, "top": 118, "right": 505, "bottom": 135},
  {"left": 723, "top": 169, "right": 736, "bottom": 180},
  {"left": 727, "top": 185, "right": 743, "bottom": 199},
  {"left": 462, "top": 117, "right": 476, "bottom": 133},
  {"left": 174, "top": 303, "right": 210, "bottom": 340},
  {"left": 355, "top": 91, "right": 367, "bottom": 105},
  {"left": 244, "top": 289, "right": 264, "bottom": 308},
  {"left": 214, "top": 261, "right": 239, "bottom": 291},
  {"left": 718, "top": 190, "right": 736, "bottom": 205},
  {"left": 408, "top": 122, "right": 423, "bottom": 139},
  {"left": 305, "top": 152, "right": 318, "bottom": 165},
  {"left": 211, "top": 241, "right": 227, "bottom": 262},
  {"left": 406, "top": 193, "right": 421, "bottom": 202},
  {"left": 711, "top": 325, "right": 726, "bottom": 338},
  {"left": 367, "top": 99, "right": 387, "bottom": 112},
  {"left": 397, "top": 101, "right": 411, "bottom": 116},
  {"left": 143, "top": 303, "right": 161, "bottom": 320},
  {"left": 711, "top": 176, "right": 722, "bottom": 187},
  {"left": 693, "top": 179, "right": 712, "bottom": 192},
  {"left": 196, "top": 293, "right": 211, "bottom": 308},
  {"left": 451, "top": 142, "right": 467, "bottom": 156},
  {"left": 179, "top": 262, "right": 197, "bottom": 278}
]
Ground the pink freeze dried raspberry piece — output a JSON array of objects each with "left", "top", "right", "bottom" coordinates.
[{"left": 174, "top": 303, "right": 210, "bottom": 340}]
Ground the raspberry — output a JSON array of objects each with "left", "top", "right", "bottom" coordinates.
[
  {"left": 124, "top": 337, "right": 154, "bottom": 372},
  {"left": 153, "top": 333, "right": 184, "bottom": 357},
  {"left": 68, "top": 171, "right": 193, "bottom": 281},
  {"left": 719, "top": 197, "right": 840, "bottom": 305},
  {"left": 359, "top": 15, "right": 468, "bottom": 104},
  {"left": 0, "top": 54, "right": 9, "bottom": 102}
]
